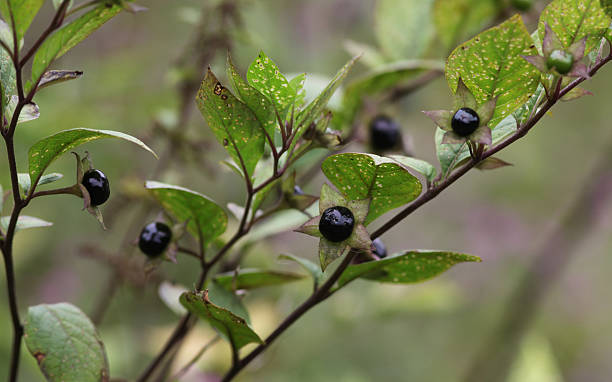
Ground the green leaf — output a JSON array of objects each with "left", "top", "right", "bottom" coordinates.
[
  {"left": 0, "top": 0, "right": 45, "bottom": 42},
  {"left": 446, "top": 14, "right": 540, "bottom": 128},
  {"left": 278, "top": 253, "right": 324, "bottom": 288},
  {"left": 207, "top": 281, "right": 251, "bottom": 323},
  {"left": 321, "top": 153, "right": 422, "bottom": 225},
  {"left": 5, "top": 96, "right": 39, "bottom": 125},
  {"left": 196, "top": 68, "right": 265, "bottom": 177},
  {"left": 227, "top": 55, "right": 277, "bottom": 139},
  {"left": 375, "top": 0, "right": 435, "bottom": 60},
  {"left": 336, "top": 250, "right": 481, "bottom": 288},
  {"left": 31, "top": 3, "right": 122, "bottom": 87},
  {"left": 512, "top": 84, "right": 545, "bottom": 125},
  {"left": 433, "top": 0, "right": 499, "bottom": 49},
  {"left": 294, "top": 55, "right": 360, "bottom": 145},
  {"left": 38, "top": 70, "right": 83, "bottom": 89},
  {"left": 145, "top": 181, "right": 227, "bottom": 246},
  {"left": 343, "top": 39, "right": 388, "bottom": 69},
  {"left": 0, "top": 215, "right": 52, "bottom": 231},
  {"left": 24, "top": 303, "right": 109, "bottom": 382},
  {"left": 538, "top": 0, "right": 611, "bottom": 55},
  {"left": 52, "top": 0, "right": 74, "bottom": 11},
  {"left": 435, "top": 115, "right": 517, "bottom": 175},
  {"left": 0, "top": 21, "right": 16, "bottom": 113},
  {"left": 246, "top": 51, "right": 295, "bottom": 118},
  {"left": 180, "top": 290, "right": 263, "bottom": 349},
  {"left": 28, "top": 128, "right": 156, "bottom": 186},
  {"left": 336, "top": 59, "right": 444, "bottom": 131},
  {"left": 214, "top": 268, "right": 305, "bottom": 290},
  {"left": 388, "top": 155, "right": 437, "bottom": 184}
]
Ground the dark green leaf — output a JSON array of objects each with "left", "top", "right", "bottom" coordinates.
[
  {"left": 180, "top": 290, "right": 262, "bottom": 349},
  {"left": 145, "top": 181, "right": 227, "bottom": 246},
  {"left": 246, "top": 51, "right": 295, "bottom": 118},
  {"left": 28, "top": 128, "right": 156, "bottom": 186},
  {"left": 24, "top": 303, "right": 109, "bottom": 382},
  {"left": 0, "top": 0, "right": 45, "bottom": 42},
  {"left": 196, "top": 68, "right": 265, "bottom": 177},
  {"left": 446, "top": 14, "right": 540, "bottom": 128},
  {"left": 31, "top": 4, "right": 122, "bottom": 87},
  {"left": 0, "top": 215, "right": 52, "bottom": 231},
  {"left": 538, "top": 0, "right": 611, "bottom": 54},
  {"left": 433, "top": 0, "right": 499, "bottom": 49},
  {"left": 337, "top": 250, "right": 481, "bottom": 288},
  {"left": 322, "top": 153, "right": 422, "bottom": 225},
  {"left": 375, "top": 0, "right": 435, "bottom": 60},
  {"left": 214, "top": 268, "right": 305, "bottom": 290}
]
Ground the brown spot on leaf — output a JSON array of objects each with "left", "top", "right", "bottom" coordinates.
[
  {"left": 214, "top": 82, "right": 223, "bottom": 96},
  {"left": 34, "top": 352, "right": 45, "bottom": 364},
  {"left": 221, "top": 94, "right": 228, "bottom": 100}
]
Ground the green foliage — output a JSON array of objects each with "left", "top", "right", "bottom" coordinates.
[
  {"left": 433, "top": 0, "right": 499, "bottom": 49},
  {"left": 5, "top": 96, "right": 40, "bottom": 124},
  {"left": 23, "top": 303, "right": 109, "bottom": 382},
  {"left": 388, "top": 155, "right": 438, "bottom": 184},
  {"left": 0, "top": 215, "right": 52, "bottom": 232},
  {"left": 279, "top": 254, "right": 324, "bottom": 288},
  {"left": 446, "top": 15, "right": 540, "bottom": 128},
  {"left": 31, "top": 3, "right": 123, "bottom": 87},
  {"left": 196, "top": 68, "right": 265, "bottom": 177},
  {"left": 538, "top": 0, "right": 611, "bottom": 55},
  {"left": 321, "top": 153, "right": 422, "bottom": 225},
  {"left": 336, "top": 250, "right": 481, "bottom": 288},
  {"left": 214, "top": 268, "right": 305, "bottom": 290},
  {"left": 247, "top": 51, "right": 297, "bottom": 118},
  {"left": 28, "top": 128, "right": 155, "bottom": 186},
  {"left": 375, "top": 0, "right": 435, "bottom": 60},
  {"left": 180, "top": 290, "right": 263, "bottom": 350},
  {"left": 0, "top": 0, "right": 45, "bottom": 42},
  {"left": 145, "top": 181, "right": 227, "bottom": 246},
  {"left": 0, "top": 21, "right": 15, "bottom": 112}
]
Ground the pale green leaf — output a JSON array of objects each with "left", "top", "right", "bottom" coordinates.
[
  {"left": 336, "top": 250, "right": 481, "bottom": 288},
  {"left": 388, "top": 155, "right": 437, "bottom": 183},
  {"left": 0, "top": 215, "right": 53, "bottom": 231},
  {"left": 0, "top": 21, "right": 15, "bottom": 112},
  {"left": 433, "top": 0, "right": 499, "bottom": 49},
  {"left": 158, "top": 281, "right": 187, "bottom": 316},
  {"left": 279, "top": 253, "right": 324, "bottom": 288},
  {"left": 446, "top": 15, "right": 540, "bottom": 128},
  {"left": 38, "top": 70, "right": 83, "bottom": 89},
  {"left": 28, "top": 128, "right": 156, "bottom": 186},
  {"left": 145, "top": 181, "right": 227, "bottom": 246},
  {"left": 24, "top": 303, "right": 109, "bottom": 382},
  {"left": 196, "top": 68, "right": 265, "bottom": 177}
]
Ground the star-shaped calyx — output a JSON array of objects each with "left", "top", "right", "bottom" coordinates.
[
  {"left": 522, "top": 24, "right": 588, "bottom": 81},
  {"left": 295, "top": 183, "right": 372, "bottom": 271},
  {"left": 423, "top": 78, "right": 496, "bottom": 150}
]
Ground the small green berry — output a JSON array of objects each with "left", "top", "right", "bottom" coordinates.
[{"left": 546, "top": 50, "right": 574, "bottom": 75}]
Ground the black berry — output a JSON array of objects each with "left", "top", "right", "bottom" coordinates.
[
  {"left": 81, "top": 169, "right": 110, "bottom": 206},
  {"left": 293, "top": 185, "right": 304, "bottom": 195},
  {"left": 138, "top": 222, "right": 172, "bottom": 257},
  {"left": 319, "top": 206, "right": 355, "bottom": 242},
  {"left": 369, "top": 115, "right": 401, "bottom": 151},
  {"left": 372, "top": 238, "right": 387, "bottom": 259},
  {"left": 451, "top": 108, "right": 480, "bottom": 137},
  {"left": 546, "top": 50, "right": 574, "bottom": 75}
]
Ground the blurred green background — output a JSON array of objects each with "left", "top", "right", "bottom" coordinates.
[{"left": 1, "top": 0, "right": 611, "bottom": 381}]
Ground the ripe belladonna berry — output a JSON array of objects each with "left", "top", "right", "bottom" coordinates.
[
  {"left": 319, "top": 206, "right": 355, "bottom": 242},
  {"left": 451, "top": 107, "right": 480, "bottom": 137},
  {"left": 369, "top": 115, "right": 401, "bottom": 151},
  {"left": 81, "top": 169, "right": 110, "bottom": 206},
  {"left": 372, "top": 238, "right": 387, "bottom": 259},
  {"left": 139, "top": 222, "right": 172, "bottom": 257},
  {"left": 546, "top": 50, "right": 574, "bottom": 75}
]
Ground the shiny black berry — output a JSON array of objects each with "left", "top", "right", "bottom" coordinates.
[
  {"left": 293, "top": 185, "right": 304, "bottom": 195},
  {"left": 451, "top": 108, "right": 480, "bottom": 137},
  {"left": 546, "top": 50, "right": 574, "bottom": 75},
  {"left": 319, "top": 206, "right": 355, "bottom": 242},
  {"left": 139, "top": 222, "right": 172, "bottom": 257},
  {"left": 81, "top": 169, "right": 110, "bottom": 206},
  {"left": 372, "top": 238, "right": 387, "bottom": 259},
  {"left": 369, "top": 115, "right": 401, "bottom": 151}
]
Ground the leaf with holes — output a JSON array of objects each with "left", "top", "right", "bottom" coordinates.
[
  {"left": 246, "top": 51, "right": 296, "bottom": 118},
  {"left": 214, "top": 268, "right": 305, "bottom": 290},
  {"left": 336, "top": 59, "right": 444, "bottom": 131},
  {"left": 28, "top": 128, "right": 155, "bottom": 187},
  {"left": 446, "top": 15, "right": 539, "bottom": 128},
  {"left": 0, "top": 0, "right": 44, "bottom": 42},
  {"left": 0, "top": 215, "right": 52, "bottom": 232},
  {"left": 433, "top": 0, "right": 500, "bottom": 50},
  {"left": 538, "top": 0, "right": 611, "bottom": 55},
  {"left": 24, "top": 303, "right": 109, "bottom": 382},
  {"left": 227, "top": 55, "right": 277, "bottom": 139},
  {"left": 196, "top": 68, "right": 265, "bottom": 177},
  {"left": 145, "top": 181, "right": 227, "bottom": 246},
  {"left": 30, "top": 3, "right": 122, "bottom": 87},
  {"left": 322, "top": 153, "right": 422, "bottom": 225},
  {"left": 180, "top": 290, "right": 262, "bottom": 349},
  {"left": 336, "top": 250, "right": 481, "bottom": 288},
  {"left": 375, "top": 0, "right": 435, "bottom": 60}
]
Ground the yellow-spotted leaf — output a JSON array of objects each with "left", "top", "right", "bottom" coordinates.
[{"left": 446, "top": 15, "right": 539, "bottom": 128}]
